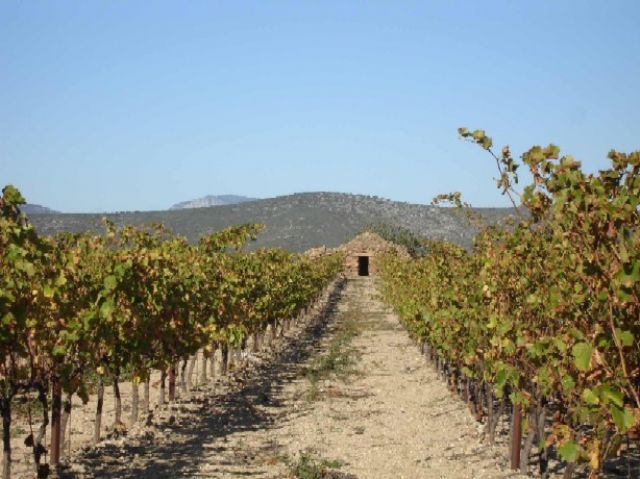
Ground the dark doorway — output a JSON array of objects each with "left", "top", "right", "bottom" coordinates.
[{"left": 358, "top": 256, "right": 369, "bottom": 276}]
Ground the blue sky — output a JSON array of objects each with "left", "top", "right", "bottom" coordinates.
[{"left": 1, "top": 1, "right": 639, "bottom": 212}]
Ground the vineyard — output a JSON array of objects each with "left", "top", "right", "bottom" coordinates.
[
  {"left": 0, "top": 185, "right": 343, "bottom": 479},
  {"left": 1, "top": 132, "right": 639, "bottom": 479},
  {"left": 378, "top": 130, "right": 640, "bottom": 478}
]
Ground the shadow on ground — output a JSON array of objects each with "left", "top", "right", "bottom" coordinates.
[{"left": 58, "top": 281, "right": 347, "bottom": 479}]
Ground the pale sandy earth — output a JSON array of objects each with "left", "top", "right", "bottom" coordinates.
[
  {"left": 10, "top": 278, "right": 532, "bottom": 478},
  {"left": 248, "top": 278, "right": 526, "bottom": 479}
]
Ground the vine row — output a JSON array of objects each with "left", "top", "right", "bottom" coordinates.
[
  {"left": 0, "top": 185, "right": 343, "bottom": 478},
  {"left": 379, "top": 130, "right": 640, "bottom": 478}
]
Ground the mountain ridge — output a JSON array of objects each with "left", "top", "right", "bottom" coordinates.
[
  {"left": 27, "top": 192, "right": 517, "bottom": 251},
  {"left": 22, "top": 204, "right": 60, "bottom": 215},
  {"left": 170, "top": 194, "right": 258, "bottom": 210}
]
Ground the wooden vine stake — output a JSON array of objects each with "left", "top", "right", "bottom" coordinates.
[
  {"left": 511, "top": 403, "right": 522, "bottom": 470},
  {"left": 50, "top": 377, "right": 62, "bottom": 466},
  {"left": 2, "top": 398, "right": 11, "bottom": 479}
]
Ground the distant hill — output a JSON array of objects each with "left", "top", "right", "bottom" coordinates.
[
  {"left": 28, "top": 192, "right": 517, "bottom": 251},
  {"left": 170, "top": 195, "right": 258, "bottom": 210},
  {"left": 21, "top": 204, "right": 59, "bottom": 215}
]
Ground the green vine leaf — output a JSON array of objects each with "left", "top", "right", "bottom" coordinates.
[
  {"left": 572, "top": 342, "right": 592, "bottom": 371},
  {"left": 558, "top": 440, "right": 580, "bottom": 463}
]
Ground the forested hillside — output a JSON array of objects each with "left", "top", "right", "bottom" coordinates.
[{"left": 29, "top": 192, "right": 514, "bottom": 251}]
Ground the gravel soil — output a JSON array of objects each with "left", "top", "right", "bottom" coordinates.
[{"left": 9, "top": 278, "right": 531, "bottom": 478}]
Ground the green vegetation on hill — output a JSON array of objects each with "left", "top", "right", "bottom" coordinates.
[{"left": 28, "top": 192, "right": 515, "bottom": 251}]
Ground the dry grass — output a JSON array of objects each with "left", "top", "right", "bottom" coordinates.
[{"left": 304, "top": 309, "right": 364, "bottom": 401}]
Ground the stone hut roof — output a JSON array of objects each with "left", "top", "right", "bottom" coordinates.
[
  {"left": 337, "top": 232, "right": 410, "bottom": 257},
  {"left": 304, "top": 232, "right": 410, "bottom": 259}
]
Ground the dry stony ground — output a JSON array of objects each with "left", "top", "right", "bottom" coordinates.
[{"left": 14, "top": 278, "right": 531, "bottom": 479}]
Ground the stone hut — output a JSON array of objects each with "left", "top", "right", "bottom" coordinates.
[{"left": 337, "top": 232, "right": 409, "bottom": 277}]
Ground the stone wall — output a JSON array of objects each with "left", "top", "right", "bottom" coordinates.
[
  {"left": 305, "top": 231, "right": 410, "bottom": 277},
  {"left": 344, "top": 252, "right": 377, "bottom": 277},
  {"left": 339, "top": 232, "right": 409, "bottom": 277}
]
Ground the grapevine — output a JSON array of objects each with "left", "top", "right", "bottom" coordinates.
[
  {"left": 378, "top": 131, "right": 640, "bottom": 477},
  {"left": 0, "top": 186, "right": 343, "bottom": 479}
]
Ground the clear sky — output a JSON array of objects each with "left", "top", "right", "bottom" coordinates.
[{"left": 1, "top": 1, "right": 639, "bottom": 212}]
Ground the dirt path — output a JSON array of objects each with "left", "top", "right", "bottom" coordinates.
[
  {"left": 240, "top": 278, "right": 516, "bottom": 479},
  {"left": 58, "top": 278, "right": 525, "bottom": 479}
]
